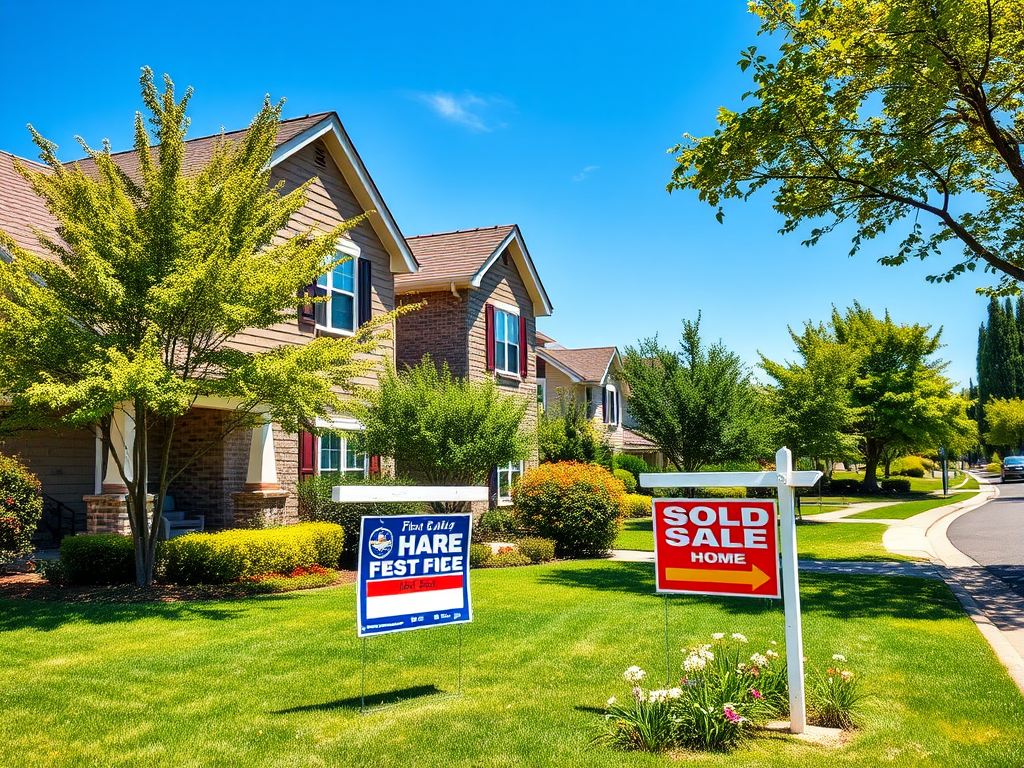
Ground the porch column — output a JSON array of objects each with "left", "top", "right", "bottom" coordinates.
[
  {"left": 101, "top": 402, "right": 135, "bottom": 494},
  {"left": 231, "top": 417, "right": 290, "bottom": 527}
]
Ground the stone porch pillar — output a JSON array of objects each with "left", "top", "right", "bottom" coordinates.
[{"left": 231, "top": 417, "right": 290, "bottom": 527}]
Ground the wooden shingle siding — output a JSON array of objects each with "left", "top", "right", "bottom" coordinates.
[{"left": 230, "top": 141, "right": 397, "bottom": 391}]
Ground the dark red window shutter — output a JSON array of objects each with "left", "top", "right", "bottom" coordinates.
[
  {"left": 299, "top": 284, "right": 317, "bottom": 325},
  {"left": 369, "top": 455, "right": 380, "bottom": 477},
  {"left": 602, "top": 387, "right": 609, "bottom": 423},
  {"left": 485, "top": 304, "right": 496, "bottom": 372},
  {"left": 299, "top": 430, "right": 316, "bottom": 481},
  {"left": 519, "top": 315, "right": 527, "bottom": 377},
  {"left": 617, "top": 390, "right": 622, "bottom": 425},
  {"left": 357, "top": 257, "right": 372, "bottom": 327}
]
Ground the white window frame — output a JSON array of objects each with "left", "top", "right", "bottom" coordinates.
[
  {"left": 315, "top": 241, "right": 359, "bottom": 336},
  {"left": 493, "top": 307, "right": 521, "bottom": 377},
  {"left": 317, "top": 432, "right": 367, "bottom": 477},
  {"left": 605, "top": 384, "right": 620, "bottom": 426},
  {"left": 537, "top": 377, "right": 546, "bottom": 411},
  {"left": 496, "top": 460, "right": 524, "bottom": 506}
]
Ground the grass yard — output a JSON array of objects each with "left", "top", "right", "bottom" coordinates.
[
  {"left": 1, "top": 562, "right": 1022, "bottom": 767},
  {"left": 797, "top": 504, "right": 848, "bottom": 516},
  {"left": 614, "top": 519, "right": 916, "bottom": 562},
  {"left": 847, "top": 492, "right": 977, "bottom": 520}
]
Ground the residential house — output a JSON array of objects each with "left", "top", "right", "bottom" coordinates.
[
  {"left": 536, "top": 342, "right": 664, "bottom": 469},
  {"left": 394, "top": 224, "right": 553, "bottom": 507},
  {"left": 0, "top": 112, "right": 418, "bottom": 542}
]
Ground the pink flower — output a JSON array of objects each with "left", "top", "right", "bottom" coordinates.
[
  {"left": 723, "top": 705, "right": 742, "bottom": 723},
  {"left": 750, "top": 688, "right": 763, "bottom": 700}
]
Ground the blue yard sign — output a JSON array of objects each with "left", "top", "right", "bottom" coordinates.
[{"left": 357, "top": 514, "right": 473, "bottom": 638}]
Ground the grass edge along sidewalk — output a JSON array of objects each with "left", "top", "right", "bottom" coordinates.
[
  {"left": 847, "top": 492, "right": 975, "bottom": 520},
  {"left": 1, "top": 560, "right": 1023, "bottom": 767}
]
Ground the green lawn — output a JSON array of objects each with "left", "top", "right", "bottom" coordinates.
[
  {"left": 958, "top": 474, "right": 981, "bottom": 490},
  {"left": 797, "top": 504, "right": 848, "bottom": 516},
  {"left": 1, "top": 562, "right": 1021, "bottom": 767},
  {"left": 614, "top": 518, "right": 915, "bottom": 562},
  {"left": 847, "top": 492, "right": 976, "bottom": 520},
  {"left": 823, "top": 471, "right": 967, "bottom": 501}
]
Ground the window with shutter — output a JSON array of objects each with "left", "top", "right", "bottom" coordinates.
[
  {"left": 485, "top": 304, "right": 496, "bottom": 372},
  {"left": 357, "top": 257, "right": 372, "bottom": 326}
]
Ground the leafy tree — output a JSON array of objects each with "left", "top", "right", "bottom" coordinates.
[
  {"left": 617, "top": 316, "right": 771, "bottom": 472},
  {"left": 977, "top": 296, "right": 1024, "bottom": 437},
  {"left": 983, "top": 397, "right": 1024, "bottom": 452},
  {"left": 538, "top": 389, "right": 611, "bottom": 467},
  {"left": 358, "top": 356, "right": 532, "bottom": 512},
  {"left": 760, "top": 325, "right": 862, "bottom": 472},
  {"left": 0, "top": 70, "right": 395, "bottom": 584},
  {"left": 818, "top": 303, "right": 975, "bottom": 489},
  {"left": 670, "top": 0, "right": 1024, "bottom": 295}
]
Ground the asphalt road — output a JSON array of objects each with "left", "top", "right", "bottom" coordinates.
[{"left": 947, "top": 477, "right": 1024, "bottom": 598}]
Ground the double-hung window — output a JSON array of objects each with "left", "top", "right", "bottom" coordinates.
[
  {"left": 494, "top": 308, "right": 520, "bottom": 375},
  {"left": 318, "top": 432, "right": 366, "bottom": 476},
  {"left": 315, "top": 250, "right": 356, "bottom": 334},
  {"left": 497, "top": 461, "right": 523, "bottom": 505},
  {"left": 604, "top": 385, "right": 620, "bottom": 425}
]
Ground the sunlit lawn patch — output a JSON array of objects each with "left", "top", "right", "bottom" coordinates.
[
  {"left": 847, "top": 492, "right": 976, "bottom": 521},
  {"left": 1, "top": 562, "right": 1021, "bottom": 767}
]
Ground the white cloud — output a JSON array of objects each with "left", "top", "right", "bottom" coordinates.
[
  {"left": 416, "top": 91, "right": 511, "bottom": 131},
  {"left": 573, "top": 165, "right": 600, "bottom": 182}
]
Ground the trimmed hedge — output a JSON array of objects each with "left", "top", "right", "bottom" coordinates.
[
  {"left": 60, "top": 534, "right": 135, "bottom": 585},
  {"left": 486, "top": 549, "right": 531, "bottom": 567},
  {"left": 469, "top": 543, "right": 492, "bottom": 567},
  {"left": 160, "top": 522, "right": 344, "bottom": 585},
  {"left": 516, "top": 537, "right": 556, "bottom": 563},
  {"left": 296, "top": 473, "right": 426, "bottom": 557},
  {"left": 613, "top": 468, "right": 637, "bottom": 494},
  {"left": 513, "top": 461, "right": 625, "bottom": 556},
  {"left": 622, "top": 493, "right": 652, "bottom": 519},
  {"left": 881, "top": 478, "right": 911, "bottom": 493}
]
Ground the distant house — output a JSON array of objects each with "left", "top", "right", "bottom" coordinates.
[
  {"left": 0, "top": 112, "right": 418, "bottom": 542},
  {"left": 536, "top": 342, "right": 664, "bottom": 469},
  {"left": 394, "top": 224, "right": 553, "bottom": 507}
]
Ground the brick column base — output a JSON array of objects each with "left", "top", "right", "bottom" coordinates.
[
  {"left": 231, "top": 489, "right": 292, "bottom": 528},
  {"left": 83, "top": 494, "right": 154, "bottom": 536}
]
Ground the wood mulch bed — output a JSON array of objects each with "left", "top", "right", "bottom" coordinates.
[{"left": 0, "top": 570, "right": 357, "bottom": 605}]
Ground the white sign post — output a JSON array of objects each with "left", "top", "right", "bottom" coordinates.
[{"left": 639, "top": 447, "right": 821, "bottom": 734}]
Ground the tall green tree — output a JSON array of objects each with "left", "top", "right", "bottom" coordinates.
[
  {"left": 670, "top": 0, "right": 1024, "bottom": 295},
  {"left": 0, "top": 70, "right": 395, "bottom": 584},
  {"left": 820, "top": 304, "right": 975, "bottom": 489},
  {"left": 617, "top": 316, "right": 771, "bottom": 472},
  {"left": 977, "top": 297, "right": 1024, "bottom": 439},
  {"left": 358, "top": 356, "right": 532, "bottom": 513},
  {"left": 982, "top": 397, "right": 1024, "bottom": 452},
  {"left": 538, "top": 390, "right": 611, "bottom": 467},
  {"left": 760, "top": 325, "right": 862, "bottom": 472}
]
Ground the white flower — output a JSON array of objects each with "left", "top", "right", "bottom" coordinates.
[
  {"left": 750, "top": 653, "right": 769, "bottom": 667},
  {"left": 607, "top": 696, "right": 616, "bottom": 706},
  {"left": 832, "top": 654, "right": 847, "bottom": 662},
  {"left": 712, "top": 632, "right": 725, "bottom": 640},
  {"left": 732, "top": 633, "right": 748, "bottom": 643},
  {"left": 841, "top": 670, "right": 854, "bottom": 681},
  {"left": 684, "top": 654, "right": 708, "bottom": 672},
  {"left": 649, "top": 689, "right": 669, "bottom": 703},
  {"left": 770, "top": 640, "right": 778, "bottom": 646},
  {"left": 765, "top": 649, "right": 779, "bottom": 660},
  {"left": 623, "top": 666, "right": 646, "bottom": 682},
  {"left": 668, "top": 687, "right": 683, "bottom": 699}
]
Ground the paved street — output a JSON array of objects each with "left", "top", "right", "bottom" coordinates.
[{"left": 948, "top": 477, "right": 1024, "bottom": 598}]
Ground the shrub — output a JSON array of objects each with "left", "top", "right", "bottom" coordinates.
[
  {"left": 614, "top": 454, "right": 651, "bottom": 486},
  {"left": 236, "top": 565, "right": 337, "bottom": 594},
  {"left": 60, "top": 534, "right": 136, "bottom": 585},
  {"left": 903, "top": 467, "right": 925, "bottom": 478},
  {"left": 0, "top": 454, "right": 43, "bottom": 565},
  {"left": 987, "top": 462, "right": 1001, "bottom": 474},
  {"left": 807, "top": 655, "right": 865, "bottom": 729},
  {"left": 893, "top": 455, "right": 927, "bottom": 476},
  {"left": 880, "top": 478, "right": 911, "bottom": 493},
  {"left": 622, "top": 494, "right": 652, "bottom": 519},
  {"left": 697, "top": 486, "right": 747, "bottom": 499},
  {"left": 485, "top": 549, "right": 531, "bottom": 567},
  {"left": 476, "top": 506, "right": 520, "bottom": 540},
  {"left": 517, "top": 536, "right": 556, "bottom": 563},
  {"left": 469, "top": 543, "right": 492, "bottom": 567},
  {"left": 296, "top": 473, "right": 427, "bottom": 557},
  {"left": 512, "top": 461, "right": 625, "bottom": 556},
  {"left": 160, "top": 522, "right": 344, "bottom": 585},
  {"left": 827, "top": 478, "right": 862, "bottom": 494},
  {"left": 613, "top": 468, "right": 637, "bottom": 494},
  {"left": 35, "top": 557, "right": 68, "bottom": 585}
]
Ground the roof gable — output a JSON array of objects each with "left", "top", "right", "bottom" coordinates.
[
  {"left": 538, "top": 346, "right": 619, "bottom": 384},
  {"left": 1, "top": 113, "right": 418, "bottom": 275},
  {"left": 397, "top": 224, "right": 553, "bottom": 317}
]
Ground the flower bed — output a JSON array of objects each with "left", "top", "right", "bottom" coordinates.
[
  {"left": 600, "top": 633, "right": 863, "bottom": 753},
  {"left": 235, "top": 564, "right": 338, "bottom": 594}
]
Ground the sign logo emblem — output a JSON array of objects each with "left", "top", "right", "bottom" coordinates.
[{"left": 367, "top": 527, "right": 393, "bottom": 559}]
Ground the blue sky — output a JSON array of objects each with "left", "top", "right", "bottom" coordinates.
[{"left": 0, "top": 0, "right": 988, "bottom": 386}]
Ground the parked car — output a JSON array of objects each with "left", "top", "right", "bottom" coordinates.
[{"left": 1002, "top": 456, "right": 1024, "bottom": 482}]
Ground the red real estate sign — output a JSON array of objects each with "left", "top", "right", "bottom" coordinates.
[{"left": 652, "top": 498, "right": 780, "bottom": 599}]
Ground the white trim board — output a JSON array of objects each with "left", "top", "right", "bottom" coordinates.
[{"left": 332, "top": 486, "right": 489, "bottom": 503}]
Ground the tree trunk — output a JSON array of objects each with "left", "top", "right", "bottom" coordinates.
[
  {"left": 862, "top": 438, "right": 883, "bottom": 492},
  {"left": 884, "top": 458, "right": 891, "bottom": 479}
]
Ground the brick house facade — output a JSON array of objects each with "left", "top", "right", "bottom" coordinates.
[
  {"left": 0, "top": 112, "right": 419, "bottom": 542},
  {"left": 395, "top": 225, "right": 553, "bottom": 510}
]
